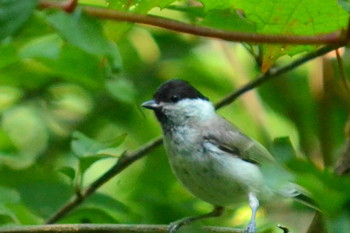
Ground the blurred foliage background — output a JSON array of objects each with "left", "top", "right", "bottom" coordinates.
[{"left": 0, "top": 0, "right": 350, "bottom": 232}]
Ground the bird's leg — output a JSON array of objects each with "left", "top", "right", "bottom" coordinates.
[
  {"left": 168, "top": 206, "right": 224, "bottom": 233},
  {"left": 246, "top": 192, "right": 259, "bottom": 233}
]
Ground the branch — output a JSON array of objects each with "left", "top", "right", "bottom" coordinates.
[
  {"left": 45, "top": 44, "right": 343, "bottom": 224},
  {"left": 37, "top": 0, "right": 348, "bottom": 45},
  {"left": 46, "top": 137, "right": 163, "bottom": 224},
  {"left": 214, "top": 44, "right": 340, "bottom": 109},
  {"left": 0, "top": 224, "right": 244, "bottom": 233}
]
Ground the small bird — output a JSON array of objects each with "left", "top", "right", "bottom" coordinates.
[{"left": 142, "top": 79, "right": 297, "bottom": 233}]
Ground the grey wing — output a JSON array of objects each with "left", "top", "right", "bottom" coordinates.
[{"left": 203, "top": 116, "right": 275, "bottom": 165}]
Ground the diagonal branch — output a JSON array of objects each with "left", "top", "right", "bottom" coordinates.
[
  {"left": 45, "top": 44, "right": 343, "bottom": 224},
  {"left": 38, "top": 0, "right": 349, "bottom": 45}
]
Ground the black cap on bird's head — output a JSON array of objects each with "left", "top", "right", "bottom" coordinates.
[{"left": 142, "top": 79, "right": 208, "bottom": 110}]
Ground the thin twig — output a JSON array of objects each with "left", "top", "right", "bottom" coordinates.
[
  {"left": 0, "top": 224, "right": 244, "bottom": 233},
  {"left": 37, "top": 0, "right": 347, "bottom": 45},
  {"left": 45, "top": 44, "right": 343, "bottom": 224},
  {"left": 214, "top": 45, "right": 340, "bottom": 109}
]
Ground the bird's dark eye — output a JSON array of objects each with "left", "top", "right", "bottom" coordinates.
[{"left": 170, "top": 95, "right": 180, "bottom": 103}]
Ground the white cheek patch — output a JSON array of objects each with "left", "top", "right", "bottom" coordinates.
[{"left": 175, "top": 98, "right": 216, "bottom": 120}]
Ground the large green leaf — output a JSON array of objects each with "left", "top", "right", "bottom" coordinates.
[
  {"left": 200, "top": 9, "right": 256, "bottom": 33},
  {"left": 233, "top": 0, "right": 349, "bottom": 70},
  {"left": 199, "top": 0, "right": 233, "bottom": 11},
  {"left": 47, "top": 10, "right": 111, "bottom": 56},
  {"left": 0, "top": 0, "right": 38, "bottom": 40},
  {"left": 47, "top": 10, "right": 121, "bottom": 71},
  {"left": 199, "top": 0, "right": 349, "bottom": 70}
]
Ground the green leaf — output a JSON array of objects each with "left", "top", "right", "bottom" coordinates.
[
  {"left": 271, "top": 137, "right": 296, "bottom": 164},
  {"left": 198, "top": 0, "right": 233, "bottom": 11},
  {"left": 58, "top": 166, "right": 76, "bottom": 182},
  {"left": 0, "top": 213, "right": 15, "bottom": 225},
  {"left": 46, "top": 9, "right": 121, "bottom": 70},
  {"left": 231, "top": 0, "right": 349, "bottom": 70},
  {"left": 0, "top": 86, "right": 22, "bottom": 113},
  {"left": 288, "top": 159, "right": 350, "bottom": 216},
  {"left": 105, "top": 0, "right": 177, "bottom": 40},
  {"left": 106, "top": 78, "right": 137, "bottom": 103},
  {"left": 49, "top": 45, "right": 105, "bottom": 89},
  {"left": 79, "top": 155, "right": 108, "bottom": 175},
  {"left": 59, "top": 207, "right": 118, "bottom": 224},
  {"left": 338, "top": 0, "right": 350, "bottom": 13},
  {"left": 47, "top": 10, "right": 110, "bottom": 56},
  {"left": 0, "top": 186, "right": 20, "bottom": 204},
  {"left": 106, "top": 133, "right": 127, "bottom": 148},
  {"left": 200, "top": 9, "right": 256, "bottom": 33},
  {"left": 0, "top": 0, "right": 38, "bottom": 40},
  {"left": 2, "top": 105, "right": 49, "bottom": 166},
  {"left": 19, "top": 34, "right": 62, "bottom": 60},
  {"left": 71, "top": 131, "right": 126, "bottom": 159},
  {"left": 200, "top": 0, "right": 349, "bottom": 70},
  {"left": 0, "top": 166, "right": 72, "bottom": 218},
  {"left": 109, "top": 0, "right": 176, "bottom": 12},
  {"left": 71, "top": 131, "right": 105, "bottom": 157},
  {"left": 6, "top": 203, "right": 42, "bottom": 225},
  {"left": 0, "top": 45, "right": 19, "bottom": 69}
]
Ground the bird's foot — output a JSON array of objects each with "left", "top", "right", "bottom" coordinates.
[
  {"left": 167, "top": 219, "right": 188, "bottom": 233},
  {"left": 245, "top": 221, "right": 256, "bottom": 233},
  {"left": 167, "top": 206, "right": 224, "bottom": 233}
]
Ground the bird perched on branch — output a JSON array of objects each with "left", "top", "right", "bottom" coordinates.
[{"left": 142, "top": 79, "right": 298, "bottom": 233}]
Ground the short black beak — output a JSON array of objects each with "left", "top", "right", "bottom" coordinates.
[{"left": 141, "top": 100, "right": 161, "bottom": 110}]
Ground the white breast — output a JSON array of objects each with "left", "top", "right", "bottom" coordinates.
[{"left": 164, "top": 129, "right": 270, "bottom": 207}]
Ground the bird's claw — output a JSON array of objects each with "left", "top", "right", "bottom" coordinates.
[
  {"left": 245, "top": 221, "right": 256, "bottom": 233},
  {"left": 167, "top": 221, "right": 182, "bottom": 233}
]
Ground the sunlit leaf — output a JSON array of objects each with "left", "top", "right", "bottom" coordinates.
[
  {"left": 2, "top": 105, "right": 48, "bottom": 161},
  {"left": 79, "top": 155, "right": 108, "bottom": 174},
  {"left": 200, "top": 0, "right": 348, "bottom": 70},
  {"left": 5, "top": 203, "right": 42, "bottom": 225},
  {"left": 58, "top": 166, "right": 76, "bottom": 182},
  {"left": 232, "top": 0, "right": 348, "bottom": 70}
]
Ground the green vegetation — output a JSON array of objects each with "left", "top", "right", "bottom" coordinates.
[{"left": 0, "top": 0, "right": 349, "bottom": 232}]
